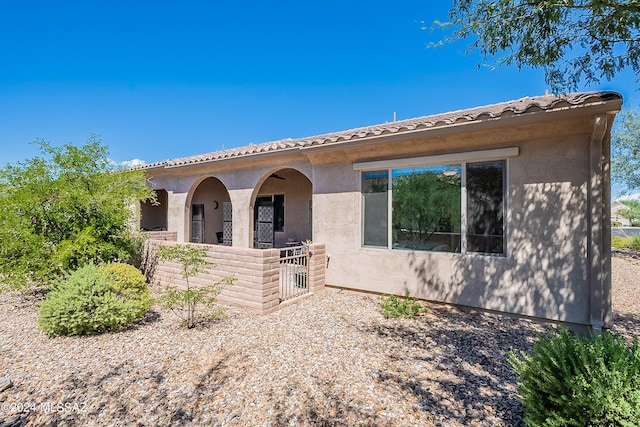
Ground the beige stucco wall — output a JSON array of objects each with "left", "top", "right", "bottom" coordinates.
[
  {"left": 309, "top": 115, "right": 608, "bottom": 328},
  {"left": 144, "top": 106, "right": 616, "bottom": 329},
  {"left": 148, "top": 158, "right": 313, "bottom": 246}
]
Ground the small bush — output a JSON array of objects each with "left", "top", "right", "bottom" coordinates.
[
  {"left": 612, "top": 235, "right": 640, "bottom": 250},
  {"left": 155, "top": 244, "right": 233, "bottom": 328},
  {"left": 158, "top": 282, "right": 230, "bottom": 327},
  {"left": 612, "top": 236, "right": 626, "bottom": 248},
  {"left": 509, "top": 328, "right": 640, "bottom": 426},
  {"left": 379, "top": 289, "right": 427, "bottom": 319},
  {"left": 38, "top": 264, "right": 151, "bottom": 336},
  {"left": 98, "top": 262, "right": 152, "bottom": 319}
]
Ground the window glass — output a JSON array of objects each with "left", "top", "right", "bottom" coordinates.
[
  {"left": 392, "top": 165, "right": 461, "bottom": 252},
  {"left": 274, "top": 194, "right": 285, "bottom": 232},
  {"left": 361, "top": 160, "right": 506, "bottom": 255},
  {"left": 362, "top": 171, "right": 388, "bottom": 246},
  {"left": 467, "top": 161, "right": 505, "bottom": 254}
]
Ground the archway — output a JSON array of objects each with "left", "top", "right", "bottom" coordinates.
[
  {"left": 140, "top": 189, "right": 168, "bottom": 231},
  {"left": 252, "top": 168, "right": 312, "bottom": 248},
  {"left": 189, "top": 177, "right": 232, "bottom": 245}
]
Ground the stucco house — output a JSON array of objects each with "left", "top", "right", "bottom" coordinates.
[{"left": 140, "top": 91, "right": 622, "bottom": 333}]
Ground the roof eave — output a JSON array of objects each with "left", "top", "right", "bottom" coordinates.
[
  {"left": 163, "top": 146, "right": 302, "bottom": 169},
  {"left": 299, "top": 96, "right": 623, "bottom": 154}
]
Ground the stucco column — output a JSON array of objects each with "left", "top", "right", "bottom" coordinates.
[
  {"left": 167, "top": 191, "right": 189, "bottom": 243},
  {"left": 588, "top": 114, "right": 613, "bottom": 333},
  {"left": 227, "top": 188, "right": 255, "bottom": 248},
  {"left": 307, "top": 243, "right": 326, "bottom": 293}
]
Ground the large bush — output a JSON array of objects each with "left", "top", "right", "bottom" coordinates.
[
  {"left": 38, "top": 264, "right": 151, "bottom": 336},
  {"left": 509, "top": 328, "right": 640, "bottom": 426},
  {"left": 0, "top": 137, "right": 155, "bottom": 291}
]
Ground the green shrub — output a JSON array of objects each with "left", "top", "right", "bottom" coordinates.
[
  {"left": 612, "top": 236, "right": 626, "bottom": 248},
  {"left": 0, "top": 138, "right": 156, "bottom": 292},
  {"left": 98, "top": 262, "right": 152, "bottom": 319},
  {"left": 158, "top": 283, "right": 230, "bottom": 327},
  {"left": 379, "top": 289, "right": 427, "bottom": 319},
  {"left": 612, "top": 235, "right": 640, "bottom": 250},
  {"left": 629, "top": 235, "right": 640, "bottom": 250},
  {"left": 155, "top": 244, "right": 233, "bottom": 328},
  {"left": 38, "top": 264, "right": 151, "bottom": 336},
  {"left": 509, "top": 328, "right": 640, "bottom": 426}
]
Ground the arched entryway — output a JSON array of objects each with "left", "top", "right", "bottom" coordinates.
[
  {"left": 252, "top": 168, "right": 312, "bottom": 249},
  {"left": 188, "top": 177, "right": 232, "bottom": 245},
  {"left": 140, "top": 189, "right": 168, "bottom": 231}
]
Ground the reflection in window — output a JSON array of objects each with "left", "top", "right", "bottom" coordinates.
[
  {"left": 467, "top": 161, "right": 505, "bottom": 254},
  {"left": 361, "top": 160, "right": 506, "bottom": 255},
  {"left": 392, "top": 165, "right": 461, "bottom": 252},
  {"left": 273, "top": 194, "right": 285, "bottom": 232},
  {"left": 362, "top": 171, "right": 388, "bottom": 246}
]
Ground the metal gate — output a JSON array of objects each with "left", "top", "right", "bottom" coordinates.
[
  {"left": 255, "top": 201, "right": 275, "bottom": 249},
  {"left": 279, "top": 245, "right": 309, "bottom": 301},
  {"left": 191, "top": 204, "right": 205, "bottom": 243},
  {"left": 222, "top": 201, "right": 232, "bottom": 246}
]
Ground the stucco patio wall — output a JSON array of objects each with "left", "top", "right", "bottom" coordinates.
[{"left": 142, "top": 240, "right": 325, "bottom": 314}]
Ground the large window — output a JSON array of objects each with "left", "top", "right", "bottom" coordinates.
[
  {"left": 467, "top": 161, "right": 505, "bottom": 254},
  {"left": 362, "top": 160, "right": 506, "bottom": 255},
  {"left": 363, "top": 171, "right": 388, "bottom": 246},
  {"left": 392, "top": 164, "right": 462, "bottom": 252}
]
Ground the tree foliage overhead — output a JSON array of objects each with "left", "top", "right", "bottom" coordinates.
[
  {"left": 438, "top": 0, "right": 640, "bottom": 92},
  {"left": 0, "top": 136, "right": 155, "bottom": 290}
]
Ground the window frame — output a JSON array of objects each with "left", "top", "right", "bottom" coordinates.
[{"left": 357, "top": 148, "right": 516, "bottom": 257}]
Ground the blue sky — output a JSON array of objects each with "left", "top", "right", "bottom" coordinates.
[{"left": 1, "top": 1, "right": 637, "bottom": 174}]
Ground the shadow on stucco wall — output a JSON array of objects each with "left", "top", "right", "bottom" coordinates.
[{"left": 407, "top": 180, "right": 593, "bottom": 327}]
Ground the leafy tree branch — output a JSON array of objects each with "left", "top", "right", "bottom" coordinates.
[
  {"left": 433, "top": 0, "right": 640, "bottom": 92},
  {"left": 0, "top": 136, "right": 155, "bottom": 290}
]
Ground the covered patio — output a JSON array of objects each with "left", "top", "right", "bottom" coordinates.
[{"left": 139, "top": 164, "right": 322, "bottom": 313}]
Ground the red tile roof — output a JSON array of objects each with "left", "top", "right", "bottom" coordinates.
[{"left": 141, "top": 91, "right": 622, "bottom": 170}]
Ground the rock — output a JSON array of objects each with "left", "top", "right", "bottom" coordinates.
[
  {"left": 0, "top": 377, "right": 12, "bottom": 393},
  {"left": 0, "top": 414, "right": 20, "bottom": 427}
]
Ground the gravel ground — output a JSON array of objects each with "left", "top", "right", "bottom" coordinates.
[{"left": 1, "top": 253, "right": 638, "bottom": 427}]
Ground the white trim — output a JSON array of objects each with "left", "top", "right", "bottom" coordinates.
[
  {"left": 460, "top": 166, "right": 468, "bottom": 254},
  {"left": 387, "top": 169, "right": 393, "bottom": 250},
  {"left": 353, "top": 147, "right": 519, "bottom": 171}
]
